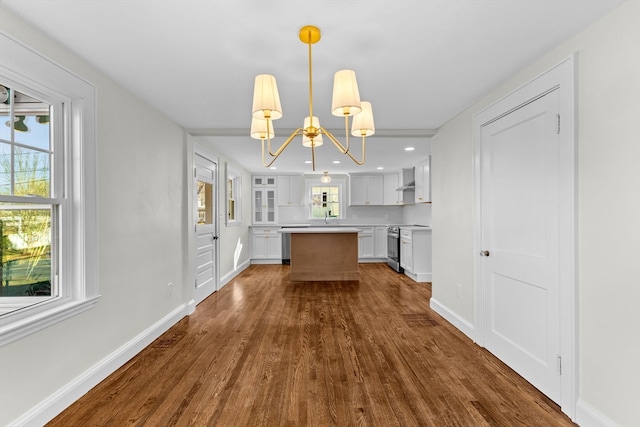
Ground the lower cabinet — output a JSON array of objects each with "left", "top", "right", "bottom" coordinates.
[
  {"left": 374, "top": 226, "right": 388, "bottom": 258},
  {"left": 251, "top": 226, "right": 282, "bottom": 264},
  {"left": 358, "top": 227, "right": 375, "bottom": 258},
  {"left": 400, "top": 228, "right": 432, "bottom": 282}
]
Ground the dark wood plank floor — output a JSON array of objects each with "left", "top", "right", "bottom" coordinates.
[{"left": 48, "top": 264, "right": 576, "bottom": 426}]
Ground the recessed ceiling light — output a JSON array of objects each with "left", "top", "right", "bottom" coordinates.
[
  {"left": 304, "top": 160, "right": 312, "bottom": 164},
  {"left": 270, "top": 166, "right": 277, "bottom": 170},
  {"left": 405, "top": 147, "right": 415, "bottom": 151},
  {"left": 332, "top": 160, "right": 341, "bottom": 164},
  {"left": 377, "top": 167, "right": 384, "bottom": 170}
]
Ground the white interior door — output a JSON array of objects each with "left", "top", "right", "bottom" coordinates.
[
  {"left": 480, "top": 89, "right": 561, "bottom": 402},
  {"left": 194, "top": 153, "right": 218, "bottom": 305}
]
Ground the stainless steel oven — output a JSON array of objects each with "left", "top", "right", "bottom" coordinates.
[{"left": 387, "top": 226, "right": 403, "bottom": 273}]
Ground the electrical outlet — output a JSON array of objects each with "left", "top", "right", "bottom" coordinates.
[
  {"left": 167, "top": 282, "right": 173, "bottom": 297},
  {"left": 456, "top": 283, "right": 462, "bottom": 298}
]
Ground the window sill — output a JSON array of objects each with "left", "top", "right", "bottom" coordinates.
[{"left": 0, "top": 295, "right": 101, "bottom": 347}]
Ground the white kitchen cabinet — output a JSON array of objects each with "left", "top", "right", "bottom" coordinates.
[
  {"left": 414, "top": 157, "right": 431, "bottom": 203},
  {"left": 277, "top": 175, "right": 303, "bottom": 206},
  {"left": 252, "top": 175, "right": 277, "bottom": 187},
  {"left": 400, "top": 228, "right": 432, "bottom": 282},
  {"left": 358, "top": 227, "right": 375, "bottom": 258},
  {"left": 253, "top": 188, "right": 277, "bottom": 224},
  {"left": 349, "top": 175, "right": 384, "bottom": 206},
  {"left": 383, "top": 172, "right": 403, "bottom": 205},
  {"left": 374, "top": 226, "right": 388, "bottom": 257},
  {"left": 251, "top": 226, "right": 282, "bottom": 263}
]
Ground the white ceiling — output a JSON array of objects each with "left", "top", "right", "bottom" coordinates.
[{"left": 1, "top": 0, "right": 624, "bottom": 173}]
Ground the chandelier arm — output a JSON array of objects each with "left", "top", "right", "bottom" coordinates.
[
  {"left": 266, "top": 118, "right": 277, "bottom": 157},
  {"left": 343, "top": 135, "right": 367, "bottom": 165},
  {"left": 344, "top": 115, "right": 351, "bottom": 154},
  {"left": 261, "top": 128, "right": 304, "bottom": 167},
  {"left": 321, "top": 127, "right": 348, "bottom": 154}
]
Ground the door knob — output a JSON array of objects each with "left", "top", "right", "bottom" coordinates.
[{"left": 480, "top": 250, "right": 490, "bottom": 257}]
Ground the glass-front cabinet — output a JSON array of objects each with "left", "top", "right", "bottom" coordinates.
[{"left": 253, "top": 188, "right": 277, "bottom": 224}]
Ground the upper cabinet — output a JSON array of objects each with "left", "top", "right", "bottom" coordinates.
[
  {"left": 252, "top": 187, "right": 277, "bottom": 224},
  {"left": 414, "top": 157, "right": 431, "bottom": 204},
  {"left": 383, "top": 172, "right": 403, "bottom": 205},
  {"left": 277, "top": 175, "right": 303, "bottom": 206},
  {"left": 252, "top": 175, "right": 277, "bottom": 187},
  {"left": 252, "top": 175, "right": 277, "bottom": 223},
  {"left": 349, "top": 175, "right": 384, "bottom": 206}
]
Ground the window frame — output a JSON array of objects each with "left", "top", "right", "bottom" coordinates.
[
  {"left": 0, "top": 33, "right": 98, "bottom": 347},
  {"left": 306, "top": 176, "right": 345, "bottom": 220},
  {"left": 225, "top": 162, "right": 242, "bottom": 227}
]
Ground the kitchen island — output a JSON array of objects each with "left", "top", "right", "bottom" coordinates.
[{"left": 280, "top": 227, "right": 360, "bottom": 281}]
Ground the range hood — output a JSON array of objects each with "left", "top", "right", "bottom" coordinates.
[{"left": 396, "top": 168, "right": 415, "bottom": 191}]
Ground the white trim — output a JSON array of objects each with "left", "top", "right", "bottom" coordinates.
[
  {"left": 7, "top": 304, "right": 188, "bottom": 427},
  {"left": 430, "top": 298, "right": 475, "bottom": 340},
  {"left": 404, "top": 271, "right": 432, "bottom": 283},
  {"left": 575, "top": 399, "right": 620, "bottom": 427},
  {"left": 472, "top": 54, "right": 577, "bottom": 419},
  {"left": 0, "top": 296, "right": 99, "bottom": 347}
]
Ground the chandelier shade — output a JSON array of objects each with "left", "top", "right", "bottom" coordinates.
[
  {"left": 252, "top": 74, "right": 282, "bottom": 120},
  {"left": 302, "top": 116, "right": 323, "bottom": 147},
  {"left": 351, "top": 101, "right": 375, "bottom": 137},
  {"left": 249, "top": 25, "right": 375, "bottom": 171},
  {"left": 331, "top": 70, "right": 362, "bottom": 117},
  {"left": 250, "top": 117, "right": 274, "bottom": 140}
]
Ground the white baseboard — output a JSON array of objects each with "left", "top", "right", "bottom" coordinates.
[
  {"left": 403, "top": 270, "right": 432, "bottom": 283},
  {"left": 9, "top": 304, "right": 189, "bottom": 427},
  {"left": 575, "top": 398, "right": 620, "bottom": 427},
  {"left": 220, "top": 259, "right": 251, "bottom": 287},
  {"left": 429, "top": 298, "right": 475, "bottom": 340},
  {"left": 250, "top": 259, "right": 282, "bottom": 265}
]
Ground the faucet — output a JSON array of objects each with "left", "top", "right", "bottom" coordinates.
[{"left": 324, "top": 211, "right": 329, "bottom": 224}]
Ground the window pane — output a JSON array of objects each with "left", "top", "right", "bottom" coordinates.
[
  {"left": 0, "top": 204, "right": 52, "bottom": 297},
  {"left": 14, "top": 147, "right": 50, "bottom": 197},
  {"left": 311, "top": 186, "right": 340, "bottom": 219},
  {"left": 0, "top": 142, "right": 10, "bottom": 195},
  {"left": 197, "top": 180, "right": 213, "bottom": 225},
  {"left": 14, "top": 90, "right": 51, "bottom": 151}
]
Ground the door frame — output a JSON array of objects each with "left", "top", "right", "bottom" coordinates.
[
  {"left": 472, "top": 55, "right": 577, "bottom": 418},
  {"left": 186, "top": 136, "right": 220, "bottom": 313}
]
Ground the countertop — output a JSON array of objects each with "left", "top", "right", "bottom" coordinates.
[{"left": 279, "top": 227, "right": 361, "bottom": 233}]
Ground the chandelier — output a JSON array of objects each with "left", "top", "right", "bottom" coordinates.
[{"left": 250, "top": 25, "right": 375, "bottom": 171}]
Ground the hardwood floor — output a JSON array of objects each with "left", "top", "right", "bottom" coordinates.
[{"left": 48, "top": 264, "right": 576, "bottom": 426}]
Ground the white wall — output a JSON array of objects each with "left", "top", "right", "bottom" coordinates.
[
  {"left": 431, "top": 1, "right": 640, "bottom": 425},
  {"left": 0, "top": 8, "right": 188, "bottom": 426}
]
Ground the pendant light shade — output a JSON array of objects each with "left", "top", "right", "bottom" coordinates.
[
  {"left": 252, "top": 74, "right": 282, "bottom": 120},
  {"left": 351, "top": 101, "right": 375, "bottom": 137},
  {"left": 250, "top": 117, "right": 275, "bottom": 140},
  {"left": 331, "top": 70, "right": 362, "bottom": 117},
  {"left": 320, "top": 171, "right": 331, "bottom": 183},
  {"left": 302, "top": 116, "right": 323, "bottom": 147}
]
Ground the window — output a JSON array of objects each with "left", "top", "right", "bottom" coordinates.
[
  {"left": 226, "top": 163, "right": 241, "bottom": 226},
  {"left": 0, "top": 87, "right": 55, "bottom": 310},
  {"left": 0, "top": 33, "right": 98, "bottom": 346},
  {"left": 311, "top": 185, "right": 341, "bottom": 219}
]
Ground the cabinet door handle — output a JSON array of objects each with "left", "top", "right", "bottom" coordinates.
[{"left": 480, "top": 250, "right": 490, "bottom": 257}]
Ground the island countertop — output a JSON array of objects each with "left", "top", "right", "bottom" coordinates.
[{"left": 279, "top": 227, "right": 361, "bottom": 233}]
